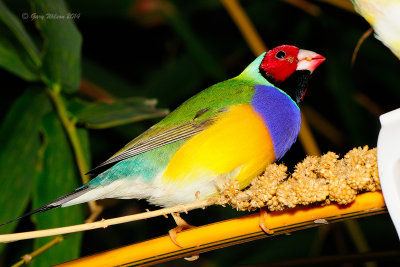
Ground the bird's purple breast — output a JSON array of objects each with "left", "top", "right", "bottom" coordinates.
[{"left": 251, "top": 85, "right": 301, "bottom": 160}]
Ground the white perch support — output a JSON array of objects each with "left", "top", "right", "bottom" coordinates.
[{"left": 378, "top": 108, "right": 400, "bottom": 240}]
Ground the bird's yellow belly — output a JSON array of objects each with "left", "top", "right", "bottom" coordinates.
[{"left": 162, "top": 104, "right": 275, "bottom": 189}]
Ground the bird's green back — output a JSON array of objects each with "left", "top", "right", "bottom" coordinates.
[
  {"left": 88, "top": 53, "right": 272, "bottom": 172},
  {"left": 154, "top": 52, "right": 271, "bottom": 127}
]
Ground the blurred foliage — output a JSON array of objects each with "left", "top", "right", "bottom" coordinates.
[
  {"left": 0, "top": 0, "right": 400, "bottom": 266},
  {"left": 68, "top": 97, "right": 169, "bottom": 129},
  {"left": 31, "top": 112, "right": 84, "bottom": 267}
]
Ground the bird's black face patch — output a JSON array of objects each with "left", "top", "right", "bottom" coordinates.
[{"left": 261, "top": 69, "right": 311, "bottom": 104}]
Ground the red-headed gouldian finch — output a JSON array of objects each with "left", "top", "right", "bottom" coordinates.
[
  {"left": 2, "top": 45, "right": 325, "bottom": 226},
  {"left": 352, "top": 0, "right": 400, "bottom": 59}
]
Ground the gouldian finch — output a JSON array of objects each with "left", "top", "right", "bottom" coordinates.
[
  {"left": 3, "top": 45, "right": 325, "bottom": 225},
  {"left": 352, "top": 0, "right": 400, "bottom": 59}
]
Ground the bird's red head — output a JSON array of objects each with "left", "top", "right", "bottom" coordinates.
[
  {"left": 259, "top": 45, "right": 325, "bottom": 103},
  {"left": 260, "top": 45, "right": 300, "bottom": 82}
]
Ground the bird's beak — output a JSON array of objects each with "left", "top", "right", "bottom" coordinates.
[{"left": 296, "top": 49, "right": 326, "bottom": 73}]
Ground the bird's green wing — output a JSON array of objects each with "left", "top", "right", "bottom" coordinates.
[
  {"left": 87, "top": 79, "right": 256, "bottom": 175},
  {"left": 86, "top": 119, "right": 215, "bottom": 175}
]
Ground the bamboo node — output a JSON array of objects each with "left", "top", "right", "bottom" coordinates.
[{"left": 21, "top": 254, "right": 32, "bottom": 264}]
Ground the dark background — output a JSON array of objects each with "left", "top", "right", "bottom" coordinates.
[{"left": 1, "top": 0, "right": 400, "bottom": 266}]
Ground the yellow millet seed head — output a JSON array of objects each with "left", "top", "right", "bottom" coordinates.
[{"left": 218, "top": 147, "right": 379, "bottom": 213}]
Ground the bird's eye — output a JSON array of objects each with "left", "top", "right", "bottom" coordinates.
[{"left": 276, "top": 51, "right": 286, "bottom": 59}]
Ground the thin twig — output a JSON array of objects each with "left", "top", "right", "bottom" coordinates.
[
  {"left": 79, "top": 79, "right": 115, "bottom": 103},
  {"left": 11, "top": 236, "right": 64, "bottom": 267},
  {"left": 352, "top": 28, "right": 373, "bottom": 66},
  {"left": 11, "top": 202, "right": 104, "bottom": 266},
  {"left": 315, "top": 0, "right": 356, "bottom": 13},
  {"left": 282, "top": 0, "right": 321, "bottom": 16},
  {"left": 0, "top": 199, "right": 212, "bottom": 243},
  {"left": 302, "top": 105, "right": 345, "bottom": 147},
  {"left": 46, "top": 86, "right": 102, "bottom": 215},
  {"left": 46, "top": 86, "right": 90, "bottom": 184},
  {"left": 354, "top": 91, "right": 385, "bottom": 116},
  {"left": 85, "top": 202, "right": 104, "bottom": 223},
  {"left": 299, "top": 112, "right": 321, "bottom": 155}
]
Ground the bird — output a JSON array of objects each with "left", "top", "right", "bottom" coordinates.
[{"left": 2, "top": 45, "right": 325, "bottom": 227}]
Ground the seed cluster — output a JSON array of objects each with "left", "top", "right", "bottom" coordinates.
[{"left": 214, "top": 146, "right": 380, "bottom": 211}]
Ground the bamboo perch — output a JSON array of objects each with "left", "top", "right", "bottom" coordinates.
[
  {"left": 1, "top": 146, "right": 380, "bottom": 244},
  {"left": 56, "top": 192, "right": 386, "bottom": 267}
]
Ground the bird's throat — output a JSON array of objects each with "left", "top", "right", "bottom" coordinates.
[{"left": 261, "top": 69, "right": 312, "bottom": 104}]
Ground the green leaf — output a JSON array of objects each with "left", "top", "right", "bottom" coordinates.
[
  {"left": 0, "top": 89, "right": 50, "bottom": 253},
  {"left": 68, "top": 97, "right": 169, "bottom": 129},
  {"left": 31, "top": 112, "right": 84, "bottom": 267},
  {"left": 30, "top": 0, "right": 82, "bottom": 93},
  {"left": 0, "top": 25, "right": 40, "bottom": 81},
  {"left": 0, "top": 0, "right": 41, "bottom": 67}
]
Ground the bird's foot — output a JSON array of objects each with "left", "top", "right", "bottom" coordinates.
[
  {"left": 259, "top": 207, "right": 274, "bottom": 235},
  {"left": 169, "top": 213, "right": 196, "bottom": 248},
  {"left": 169, "top": 213, "right": 199, "bottom": 261}
]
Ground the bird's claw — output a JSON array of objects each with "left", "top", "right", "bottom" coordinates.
[
  {"left": 168, "top": 213, "right": 200, "bottom": 261},
  {"left": 168, "top": 213, "right": 196, "bottom": 248},
  {"left": 184, "top": 255, "right": 200, "bottom": 261},
  {"left": 259, "top": 207, "right": 274, "bottom": 235}
]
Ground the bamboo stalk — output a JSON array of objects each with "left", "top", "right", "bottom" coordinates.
[{"left": 56, "top": 192, "right": 386, "bottom": 267}]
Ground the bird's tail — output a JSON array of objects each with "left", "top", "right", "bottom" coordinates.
[{"left": 0, "top": 185, "right": 91, "bottom": 227}]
